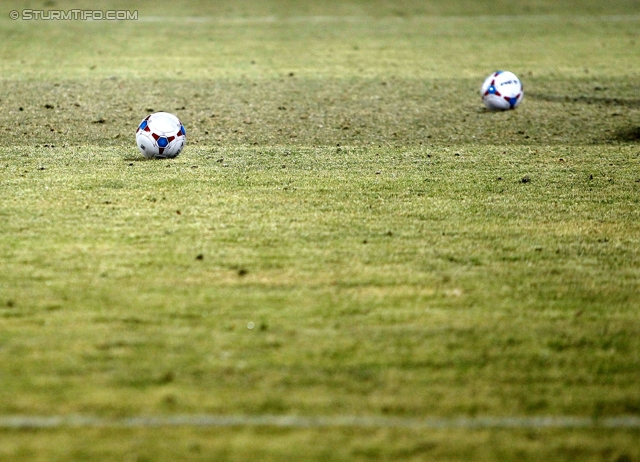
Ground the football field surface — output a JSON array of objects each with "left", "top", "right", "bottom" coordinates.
[{"left": 1, "top": 1, "right": 639, "bottom": 460}]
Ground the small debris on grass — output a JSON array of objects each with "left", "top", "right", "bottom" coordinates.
[
  {"left": 521, "top": 176, "right": 531, "bottom": 184},
  {"left": 238, "top": 268, "right": 248, "bottom": 277},
  {"left": 195, "top": 253, "right": 204, "bottom": 261},
  {"left": 44, "top": 104, "right": 54, "bottom": 109},
  {"left": 158, "top": 371, "right": 174, "bottom": 384}
]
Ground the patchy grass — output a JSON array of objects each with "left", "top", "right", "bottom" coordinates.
[{"left": 1, "top": 1, "right": 639, "bottom": 460}]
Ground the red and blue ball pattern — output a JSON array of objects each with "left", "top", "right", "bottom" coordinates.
[
  {"left": 481, "top": 71, "right": 523, "bottom": 111},
  {"left": 135, "top": 112, "right": 186, "bottom": 158}
]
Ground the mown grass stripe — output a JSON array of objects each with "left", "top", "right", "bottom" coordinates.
[
  {"left": 1, "top": 415, "right": 639, "bottom": 429},
  {"left": 133, "top": 14, "right": 640, "bottom": 24}
]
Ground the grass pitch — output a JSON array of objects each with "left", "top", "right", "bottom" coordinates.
[{"left": 1, "top": 1, "right": 640, "bottom": 460}]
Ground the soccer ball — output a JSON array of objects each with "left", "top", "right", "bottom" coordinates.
[
  {"left": 135, "top": 112, "right": 186, "bottom": 158},
  {"left": 481, "top": 71, "right": 523, "bottom": 110}
]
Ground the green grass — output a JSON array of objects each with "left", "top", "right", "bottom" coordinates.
[
  {"left": 1, "top": 1, "right": 640, "bottom": 460},
  {"left": 2, "top": 427, "right": 639, "bottom": 462}
]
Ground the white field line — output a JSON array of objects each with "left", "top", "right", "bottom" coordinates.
[
  {"left": 1, "top": 414, "right": 639, "bottom": 429},
  {"left": 135, "top": 14, "right": 640, "bottom": 24}
]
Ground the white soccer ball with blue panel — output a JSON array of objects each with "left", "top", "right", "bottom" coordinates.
[
  {"left": 135, "top": 112, "right": 186, "bottom": 158},
  {"left": 481, "top": 71, "right": 523, "bottom": 111}
]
